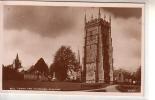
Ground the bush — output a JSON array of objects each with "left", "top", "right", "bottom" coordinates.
[{"left": 116, "top": 85, "right": 141, "bottom": 92}]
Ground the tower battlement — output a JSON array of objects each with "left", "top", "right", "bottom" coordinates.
[
  {"left": 85, "top": 18, "right": 110, "bottom": 28},
  {"left": 85, "top": 9, "right": 111, "bottom": 28}
]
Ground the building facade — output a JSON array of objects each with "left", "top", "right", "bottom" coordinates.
[{"left": 83, "top": 9, "right": 114, "bottom": 83}]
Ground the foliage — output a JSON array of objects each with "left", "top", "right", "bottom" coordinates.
[
  {"left": 50, "top": 46, "right": 79, "bottom": 81},
  {"left": 135, "top": 66, "right": 141, "bottom": 85},
  {"left": 2, "top": 65, "right": 24, "bottom": 80},
  {"left": 116, "top": 85, "right": 141, "bottom": 92}
]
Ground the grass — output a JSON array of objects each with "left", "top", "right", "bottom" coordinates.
[
  {"left": 116, "top": 85, "right": 141, "bottom": 92},
  {"left": 3, "top": 80, "right": 108, "bottom": 91}
]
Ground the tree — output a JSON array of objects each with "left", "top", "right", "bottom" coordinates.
[
  {"left": 2, "top": 65, "right": 24, "bottom": 81},
  {"left": 50, "top": 46, "right": 79, "bottom": 81},
  {"left": 135, "top": 66, "right": 141, "bottom": 85}
]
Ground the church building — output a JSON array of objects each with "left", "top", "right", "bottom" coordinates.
[{"left": 83, "top": 9, "right": 114, "bottom": 83}]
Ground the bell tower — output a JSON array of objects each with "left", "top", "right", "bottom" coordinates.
[{"left": 83, "top": 8, "right": 113, "bottom": 83}]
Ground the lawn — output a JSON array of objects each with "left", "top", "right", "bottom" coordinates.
[{"left": 3, "top": 80, "right": 108, "bottom": 91}]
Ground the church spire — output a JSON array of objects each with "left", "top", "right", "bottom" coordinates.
[
  {"left": 109, "top": 15, "right": 111, "bottom": 29},
  {"left": 84, "top": 12, "right": 87, "bottom": 24},
  {"left": 78, "top": 50, "right": 80, "bottom": 64},
  {"left": 16, "top": 53, "right": 19, "bottom": 61},
  {"left": 14, "top": 53, "right": 21, "bottom": 70},
  {"left": 109, "top": 15, "right": 111, "bottom": 24},
  {"left": 91, "top": 14, "right": 93, "bottom": 20},
  {"left": 98, "top": 8, "right": 101, "bottom": 19}
]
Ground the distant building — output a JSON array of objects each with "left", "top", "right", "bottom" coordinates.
[
  {"left": 67, "top": 69, "right": 77, "bottom": 80},
  {"left": 24, "top": 70, "right": 48, "bottom": 81},
  {"left": 67, "top": 50, "right": 82, "bottom": 82},
  {"left": 3, "top": 53, "right": 23, "bottom": 71},
  {"left": 114, "top": 69, "right": 124, "bottom": 83},
  {"left": 83, "top": 9, "right": 113, "bottom": 83},
  {"left": 2, "top": 53, "right": 24, "bottom": 80},
  {"left": 12, "top": 53, "right": 22, "bottom": 71},
  {"left": 23, "top": 58, "right": 48, "bottom": 81},
  {"left": 114, "top": 69, "right": 132, "bottom": 84}
]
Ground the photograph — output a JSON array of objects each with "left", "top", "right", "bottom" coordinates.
[{"left": 1, "top": 2, "right": 144, "bottom": 95}]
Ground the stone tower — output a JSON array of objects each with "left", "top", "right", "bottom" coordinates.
[{"left": 83, "top": 9, "right": 113, "bottom": 83}]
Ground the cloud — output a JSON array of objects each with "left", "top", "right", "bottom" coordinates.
[
  {"left": 3, "top": 6, "right": 142, "bottom": 72},
  {"left": 111, "top": 16, "right": 141, "bottom": 71},
  {"left": 3, "top": 29, "right": 84, "bottom": 70},
  {"left": 4, "top": 6, "right": 84, "bottom": 38},
  {"left": 103, "top": 7, "right": 141, "bottom": 18}
]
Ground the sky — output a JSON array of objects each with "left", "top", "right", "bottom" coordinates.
[{"left": 3, "top": 5, "right": 142, "bottom": 72}]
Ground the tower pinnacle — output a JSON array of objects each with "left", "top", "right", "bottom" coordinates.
[{"left": 98, "top": 8, "right": 101, "bottom": 19}]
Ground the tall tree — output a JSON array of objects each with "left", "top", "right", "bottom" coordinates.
[{"left": 51, "top": 46, "right": 79, "bottom": 81}]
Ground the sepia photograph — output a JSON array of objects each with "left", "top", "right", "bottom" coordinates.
[{"left": 1, "top": 2, "right": 144, "bottom": 95}]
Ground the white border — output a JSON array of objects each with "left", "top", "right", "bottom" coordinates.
[{"left": 0, "top": 1, "right": 145, "bottom": 99}]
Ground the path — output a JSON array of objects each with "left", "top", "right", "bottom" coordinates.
[
  {"left": 104, "top": 85, "right": 120, "bottom": 92},
  {"left": 81, "top": 85, "right": 120, "bottom": 92}
]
